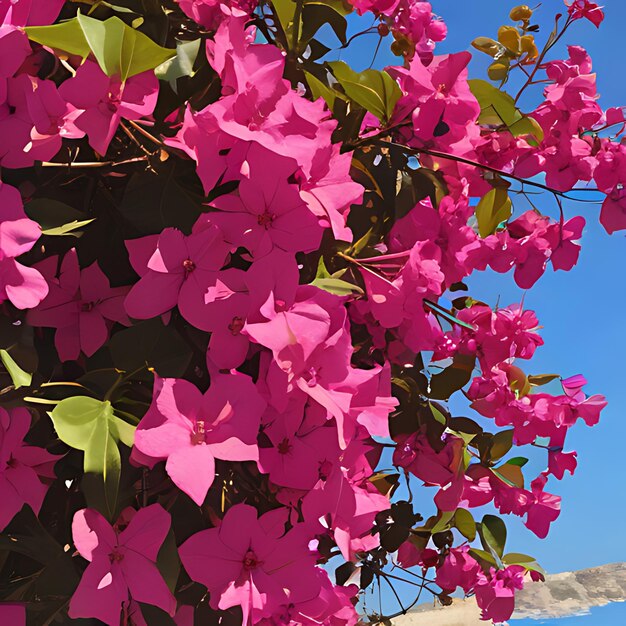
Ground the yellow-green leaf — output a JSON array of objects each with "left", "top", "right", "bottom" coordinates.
[
  {"left": 25, "top": 13, "right": 175, "bottom": 80},
  {"left": 455, "top": 508, "right": 476, "bottom": 542},
  {"left": 475, "top": 187, "right": 512, "bottom": 237},
  {"left": 0, "top": 349, "right": 32, "bottom": 389},
  {"left": 328, "top": 61, "right": 401, "bottom": 123}
]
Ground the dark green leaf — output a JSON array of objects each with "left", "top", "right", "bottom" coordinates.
[
  {"left": 480, "top": 514, "right": 507, "bottom": 558},
  {"left": 301, "top": 2, "right": 347, "bottom": 45},
  {"left": 428, "top": 353, "right": 475, "bottom": 400},
  {"left": 505, "top": 456, "right": 529, "bottom": 467},
  {"left": 108, "top": 318, "right": 193, "bottom": 378},
  {"left": 24, "top": 198, "right": 94, "bottom": 238}
]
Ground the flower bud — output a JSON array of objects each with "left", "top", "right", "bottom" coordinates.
[
  {"left": 509, "top": 5, "right": 533, "bottom": 21},
  {"left": 377, "top": 22, "right": 390, "bottom": 37}
]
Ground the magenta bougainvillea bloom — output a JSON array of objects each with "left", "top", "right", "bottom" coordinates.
[
  {"left": 59, "top": 61, "right": 159, "bottom": 155},
  {"left": 566, "top": 0, "right": 605, "bottom": 27},
  {"left": 68, "top": 505, "right": 176, "bottom": 625},
  {"left": 0, "top": 2, "right": 619, "bottom": 623},
  {"left": 0, "top": 0, "right": 65, "bottom": 26},
  {"left": 0, "top": 604, "right": 25, "bottom": 626},
  {"left": 27, "top": 250, "right": 130, "bottom": 361},
  {"left": 475, "top": 565, "right": 526, "bottom": 623},
  {"left": 0, "top": 183, "right": 48, "bottom": 309},
  {"left": 124, "top": 223, "right": 231, "bottom": 323},
  {"left": 0, "top": 407, "right": 59, "bottom": 531},
  {"left": 177, "top": 0, "right": 258, "bottom": 30},
  {"left": 179, "top": 503, "right": 322, "bottom": 623},
  {"left": 209, "top": 148, "right": 324, "bottom": 257},
  {"left": 133, "top": 373, "right": 265, "bottom": 505}
]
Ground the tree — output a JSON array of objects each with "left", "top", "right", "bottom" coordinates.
[{"left": 0, "top": 1, "right": 617, "bottom": 624}]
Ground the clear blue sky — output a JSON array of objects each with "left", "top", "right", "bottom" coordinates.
[{"left": 337, "top": 0, "right": 626, "bottom": 581}]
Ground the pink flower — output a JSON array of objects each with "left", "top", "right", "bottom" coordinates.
[
  {"left": 27, "top": 250, "right": 130, "bottom": 361},
  {"left": 0, "top": 407, "right": 59, "bottom": 531},
  {"left": 0, "top": 218, "right": 48, "bottom": 309},
  {"left": 0, "top": 604, "right": 25, "bottom": 626},
  {"left": 209, "top": 149, "right": 324, "bottom": 258},
  {"left": 435, "top": 546, "right": 481, "bottom": 593},
  {"left": 389, "top": 52, "right": 480, "bottom": 152},
  {"left": 179, "top": 503, "right": 321, "bottom": 623},
  {"left": 0, "top": 193, "right": 48, "bottom": 309},
  {"left": 177, "top": 0, "right": 258, "bottom": 30},
  {"left": 393, "top": 429, "right": 465, "bottom": 510},
  {"left": 68, "top": 505, "right": 176, "bottom": 625},
  {"left": 133, "top": 373, "right": 265, "bottom": 505},
  {"left": 124, "top": 223, "right": 230, "bottom": 323},
  {"left": 59, "top": 61, "right": 159, "bottom": 155},
  {"left": 566, "top": 0, "right": 605, "bottom": 27},
  {"left": 0, "top": 0, "right": 65, "bottom": 26},
  {"left": 475, "top": 565, "right": 526, "bottom": 623},
  {"left": 302, "top": 466, "right": 388, "bottom": 561},
  {"left": 197, "top": 251, "right": 298, "bottom": 369}
]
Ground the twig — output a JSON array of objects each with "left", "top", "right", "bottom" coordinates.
[{"left": 39, "top": 156, "right": 149, "bottom": 169}]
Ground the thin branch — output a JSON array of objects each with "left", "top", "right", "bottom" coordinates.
[
  {"left": 39, "top": 156, "right": 149, "bottom": 169},
  {"left": 378, "top": 140, "right": 602, "bottom": 201}
]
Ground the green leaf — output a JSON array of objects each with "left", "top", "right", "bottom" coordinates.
[
  {"left": 24, "top": 199, "right": 95, "bottom": 238},
  {"left": 155, "top": 38, "right": 201, "bottom": 88},
  {"left": 475, "top": 187, "right": 512, "bottom": 237},
  {"left": 424, "top": 299, "right": 477, "bottom": 331},
  {"left": 0, "top": 348, "right": 32, "bottom": 389},
  {"left": 469, "top": 547, "right": 498, "bottom": 567},
  {"left": 428, "top": 401, "right": 448, "bottom": 426},
  {"left": 108, "top": 318, "right": 193, "bottom": 378},
  {"left": 301, "top": 2, "right": 348, "bottom": 45},
  {"left": 503, "top": 552, "right": 546, "bottom": 575},
  {"left": 328, "top": 61, "right": 401, "bottom": 123},
  {"left": 271, "top": 0, "right": 298, "bottom": 41},
  {"left": 49, "top": 396, "right": 136, "bottom": 517},
  {"left": 120, "top": 164, "right": 202, "bottom": 234},
  {"left": 311, "top": 277, "right": 363, "bottom": 296},
  {"left": 491, "top": 463, "right": 524, "bottom": 489},
  {"left": 528, "top": 373, "right": 560, "bottom": 387},
  {"left": 85, "top": 420, "right": 121, "bottom": 515},
  {"left": 469, "top": 79, "right": 543, "bottom": 141},
  {"left": 428, "top": 353, "right": 476, "bottom": 400},
  {"left": 490, "top": 429, "right": 514, "bottom": 461},
  {"left": 454, "top": 508, "right": 476, "bottom": 542},
  {"left": 502, "top": 552, "right": 538, "bottom": 564},
  {"left": 505, "top": 456, "right": 529, "bottom": 467},
  {"left": 480, "top": 514, "right": 507, "bottom": 558},
  {"left": 25, "top": 13, "right": 175, "bottom": 80},
  {"left": 431, "top": 509, "right": 455, "bottom": 534},
  {"left": 304, "top": 70, "right": 345, "bottom": 110}
]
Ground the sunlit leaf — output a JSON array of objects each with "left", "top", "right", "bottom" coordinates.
[
  {"left": 475, "top": 187, "right": 512, "bottom": 237},
  {"left": 0, "top": 349, "right": 32, "bottom": 389},
  {"left": 25, "top": 13, "right": 175, "bottom": 80},
  {"left": 328, "top": 61, "right": 401, "bottom": 123},
  {"left": 49, "top": 397, "right": 136, "bottom": 517}
]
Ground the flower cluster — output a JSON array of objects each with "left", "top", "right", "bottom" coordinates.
[{"left": 0, "top": 1, "right": 616, "bottom": 625}]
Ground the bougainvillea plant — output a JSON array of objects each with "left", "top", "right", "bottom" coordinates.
[{"left": 0, "top": 0, "right": 618, "bottom": 624}]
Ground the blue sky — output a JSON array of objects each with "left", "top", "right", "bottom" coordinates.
[{"left": 335, "top": 0, "right": 626, "bottom": 618}]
